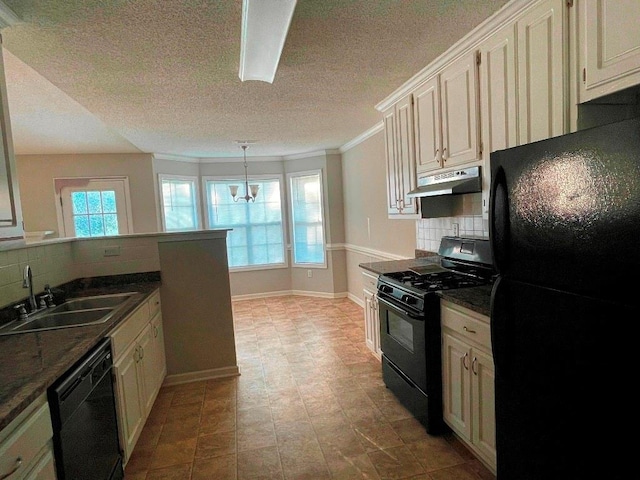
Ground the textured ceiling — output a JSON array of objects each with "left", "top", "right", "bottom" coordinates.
[{"left": 2, "top": 0, "right": 509, "bottom": 158}]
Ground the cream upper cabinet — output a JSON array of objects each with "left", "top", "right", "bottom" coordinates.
[
  {"left": 579, "top": 0, "right": 640, "bottom": 102},
  {"left": 413, "top": 76, "right": 441, "bottom": 173},
  {"left": 414, "top": 51, "right": 480, "bottom": 174},
  {"left": 382, "top": 94, "right": 419, "bottom": 218},
  {"left": 440, "top": 52, "right": 480, "bottom": 168},
  {"left": 478, "top": 23, "right": 518, "bottom": 218},
  {"left": 516, "top": 0, "right": 567, "bottom": 144},
  {"left": 0, "top": 42, "right": 23, "bottom": 239},
  {"left": 479, "top": 24, "right": 518, "bottom": 156}
]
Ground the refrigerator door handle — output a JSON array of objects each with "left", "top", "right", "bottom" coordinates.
[
  {"left": 490, "top": 275, "right": 509, "bottom": 379},
  {"left": 490, "top": 166, "right": 510, "bottom": 274}
]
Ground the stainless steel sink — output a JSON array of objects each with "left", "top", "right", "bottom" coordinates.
[
  {"left": 49, "top": 292, "right": 138, "bottom": 313},
  {"left": 0, "top": 292, "right": 140, "bottom": 335},
  {"left": 10, "top": 308, "right": 114, "bottom": 332}
]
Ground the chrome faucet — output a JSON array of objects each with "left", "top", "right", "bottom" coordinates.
[{"left": 23, "top": 265, "right": 37, "bottom": 312}]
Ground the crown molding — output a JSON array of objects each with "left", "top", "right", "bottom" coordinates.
[
  {"left": 283, "top": 149, "right": 341, "bottom": 161},
  {"left": 153, "top": 153, "right": 201, "bottom": 163},
  {"left": 375, "top": 0, "right": 535, "bottom": 112},
  {"left": 340, "top": 122, "right": 384, "bottom": 153},
  {"left": 0, "top": 1, "right": 20, "bottom": 29}
]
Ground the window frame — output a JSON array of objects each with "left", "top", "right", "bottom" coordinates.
[
  {"left": 202, "top": 173, "right": 288, "bottom": 272},
  {"left": 158, "top": 174, "right": 202, "bottom": 232},
  {"left": 287, "top": 169, "right": 327, "bottom": 269},
  {"left": 55, "top": 176, "right": 134, "bottom": 238}
]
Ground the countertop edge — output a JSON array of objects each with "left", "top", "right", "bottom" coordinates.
[{"left": 0, "top": 282, "right": 161, "bottom": 431}]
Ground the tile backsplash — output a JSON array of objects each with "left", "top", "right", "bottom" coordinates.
[
  {"left": 415, "top": 192, "right": 489, "bottom": 252},
  {"left": 0, "top": 236, "right": 161, "bottom": 309}
]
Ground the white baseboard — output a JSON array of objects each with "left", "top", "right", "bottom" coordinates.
[
  {"left": 348, "top": 291, "right": 364, "bottom": 308},
  {"left": 163, "top": 366, "right": 240, "bottom": 386},
  {"left": 231, "top": 290, "right": 348, "bottom": 301}
]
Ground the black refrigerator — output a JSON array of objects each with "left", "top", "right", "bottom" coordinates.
[{"left": 489, "top": 117, "right": 639, "bottom": 479}]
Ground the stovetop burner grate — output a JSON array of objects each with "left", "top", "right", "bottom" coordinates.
[{"left": 383, "top": 269, "right": 489, "bottom": 292}]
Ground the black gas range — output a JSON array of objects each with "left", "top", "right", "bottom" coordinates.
[{"left": 377, "top": 236, "right": 494, "bottom": 434}]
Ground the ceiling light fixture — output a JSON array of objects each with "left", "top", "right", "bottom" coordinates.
[
  {"left": 230, "top": 142, "right": 259, "bottom": 202},
  {"left": 238, "top": 0, "right": 297, "bottom": 83}
]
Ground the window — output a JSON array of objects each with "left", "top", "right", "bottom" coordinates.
[
  {"left": 204, "top": 176, "right": 286, "bottom": 269},
  {"left": 159, "top": 175, "right": 200, "bottom": 231},
  {"left": 289, "top": 170, "right": 325, "bottom": 266},
  {"left": 58, "top": 178, "right": 132, "bottom": 237}
]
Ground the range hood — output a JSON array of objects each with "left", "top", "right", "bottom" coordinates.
[{"left": 407, "top": 166, "right": 482, "bottom": 198}]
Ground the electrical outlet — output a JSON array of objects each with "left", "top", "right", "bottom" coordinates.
[
  {"left": 104, "top": 246, "right": 121, "bottom": 257},
  {"left": 452, "top": 223, "right": 460, "bottom": 237},
  {"left": 307, "top": 270, "right": 312, "bottom": 278}
]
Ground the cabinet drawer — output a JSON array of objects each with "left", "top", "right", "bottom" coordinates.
[
  {"left": 148, "top": 290, "right": 161, "bottom": 319},
  {"left": 0, "top": 399, "right": 53, "bottom": 480},
  {"left": 362, "top": 271, "right": 378, "bottom": 292},
  {"left": 111, "top": 300, "right": 150, "bottom": 359},
  {"left": 441, "top": 301, "right": 491, "bottom": 350}
]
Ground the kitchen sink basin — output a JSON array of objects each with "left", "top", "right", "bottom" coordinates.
[
  {"left": 49, "top": 292, "right": 139, "bottom": 313},
  {"left": 10, "top": 308, "right": 114, "bottom": 332},
  {"left": 0, "top": 292, "right": 141, "bottom": 335}
]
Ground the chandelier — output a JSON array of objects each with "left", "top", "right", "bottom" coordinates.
[{"left": 229, "top": 144, "right": 259, "bottom": 202}]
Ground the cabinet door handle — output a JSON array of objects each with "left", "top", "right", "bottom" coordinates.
[
  {"left": 139, "top": 345, "right": 144, "bottom": 360},
  {"left": 472, "top": 357, "right": 478, "bottom": 375},
  {"left": 1, "top": 457, "right": 22, "bottom": 479},
  {"left": 442, "top": 147, "right": 447, "bottom": 161},
  {"left": 462, "top": 352, "right": 469, "bottom": 370},
  {"left": 153, "top": 325, "right": 159, "bottom": 338},
  {"left": 134, "top": 346, "right": 140, "bottom": 363},
  {"left": 434, "top": 148, "right": 439, "bottom": 162},
  {"left": 463, "top": 325, "right": 476, "bottom": 334}
]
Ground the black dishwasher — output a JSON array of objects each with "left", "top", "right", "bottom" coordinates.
[{"left": 48, "top": 337, "right": 124, "bottom": 480}]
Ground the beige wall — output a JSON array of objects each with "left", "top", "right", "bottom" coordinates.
[
  {"left": 16, "top": 153, "right": 157, "bottom": 236},
  {"left": 158, "top": 237, "right": 237, "bottom": 381},
  {"left": 342, "top": 131, "right": 416, "bottom": 257},
  {"left": 13, "top": 152, "right": 352, "bottom": 298}
]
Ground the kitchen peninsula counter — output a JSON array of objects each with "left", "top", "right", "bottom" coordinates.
[{"left": 0, "top": 275, "right": 161, "bottom": 431}]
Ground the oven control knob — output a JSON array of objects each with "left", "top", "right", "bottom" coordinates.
[
  {"left": 402, "top": 295, "right": 416, "bottom": 305},
  {"left": 379, "top": 285, "right": 392, "bottom": 294}
]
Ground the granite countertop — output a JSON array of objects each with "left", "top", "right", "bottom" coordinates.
[
  {"left": 0, "top": 274, "right": 161, "bottom": 431},
  {"left": 359, "top": 258, "right": 493, "bottom": 317}
]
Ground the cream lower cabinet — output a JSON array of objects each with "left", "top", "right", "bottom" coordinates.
[
  {"left": 0, "top": 394, "right": 56, "bottom": 480},
  {"left": 441, "top": 300, "right": 495, "bottom": 473},
  {"left": 110, "top": 289, "right": 165, "bottom": 464},
  {"left": 362, "top": 270, "right": 381, "bottom": 359},
  {"left": 579, "top": 0, "right": 640, "bottom": 102}
]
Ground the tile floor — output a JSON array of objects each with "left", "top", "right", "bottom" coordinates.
[{"left": 124, "top": 295, "right": 496, "bottom": 480}]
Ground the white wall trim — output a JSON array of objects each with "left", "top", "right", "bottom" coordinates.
[
  {"left": 284, "top": 149, "right": 341, "bottom": 161},
  {"left": 153, "top": 153, "right": 201, "bottom": 163},
  {"left": 326, "top": 242, "right": 346, "bottom": 251},
  {"left": 340, "top": 122, "right": 384, "bottom": 153},
  {"left": 343, "top": 242, "right": 409, "bottom": 261},
  {"left": 231, "top": 290, "right": 349, "bottom": 301},
  {"left": 348, "top": 292, "right": 364, "bottom": 308},
  {"left": 375, "top": 0, "right": 537, "bottom": 112},
  {"left": 163, "top": 366, "right": 240, "bottom": 386}
]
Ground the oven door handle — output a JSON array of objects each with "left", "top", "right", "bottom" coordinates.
[{"left": 377, "top": 294, "right": 423, "bottom": 320}]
